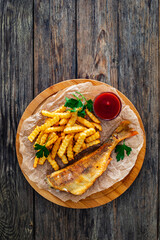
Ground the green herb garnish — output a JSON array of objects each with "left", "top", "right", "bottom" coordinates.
[
  {"left": 34, "top": 143, "right": 50, "bottom": 158},
  {"left": 64, "top": 91, "right": 93, "bottom": 118},
  {"left": 115, "top": 140, "right": 132, "bottom": 162}
]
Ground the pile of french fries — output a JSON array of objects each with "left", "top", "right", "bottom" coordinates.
[{"left": 28, "top": 105, "right": 102, "bottom": 171}]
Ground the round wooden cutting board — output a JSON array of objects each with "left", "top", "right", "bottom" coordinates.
[{"left": 16, "top": 79, "right": 146, "bottom": 209}]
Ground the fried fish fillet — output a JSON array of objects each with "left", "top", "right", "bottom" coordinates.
[{"left": 47, "top": 120, "right": 138, "bottom": 195}]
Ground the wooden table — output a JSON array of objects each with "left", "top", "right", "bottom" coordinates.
[{"left": 0, "top": 0, "right": 158, "bottom": 239}]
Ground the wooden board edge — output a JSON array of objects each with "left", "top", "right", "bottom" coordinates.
[{"left": 16, "top": 79, "right": 146, "bottom": 208}]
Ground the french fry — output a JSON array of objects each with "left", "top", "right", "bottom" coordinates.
[
  {"left": 61, "top": 132, "right": 66, "bottom": 139},
  {"left": 91, "top": 122, "right": 102, "bottom": 131},
  {"left": 41, "top": 110, "right": 56, "bottom": 117},
  {"left": 33, "top": 156, "right": 39, "bottom": 168},
  {"left": 40, "top": 116, "right": 59, "bottom": 131},
  {"left": 67, "top": 137, "right": 74, "bottom": 160},
  {"left": 56, "top": 112, "right": 71, "bottom": 119},
  {"left": 48, "top": 132, "right": 57, "bottom": 139},
  {"left": 42, "top": 111, "right": 71, "bottom": 119},
  {"left": 85, "top": 109, "right": 100, "bottom": 123},
  {"left": 40, "top": 133, "right": 48, "bottom": 145},
  {"left": 34, "top": 131, "right": 44, "bottom": 145},
  {"left": 85, "top": 140, "right": 100, "bottom": 148},
  {"left": 38, "top": 156, "right": 46, "bottom": 165},
  {"left": 60, "top": 155, "right": 68, "bottom": 164},
  {"left": 58, "top": 135, "right": 73, "bottom": 158},
  {"left": 28, "top": 126, "right": 41, "bottom": 142},
  {"left": 51, "top": 137, "right": 61, "bottom": 159},
  {"left": 74, "top": 132, "right": 81, "bottom": 141},
  {"left": 47, "top": 154, "right": 59, "bottom": 170},
  {"left": 75, "top": 142, "right": 87, "bottom": 155},
  {"left": 59, "top": 118, "right": 68, "bottom": 125},
  {"left": 73, "top": 132, "right": 87, "bottom": 153},
  {"left": 64, "top": 126, "right": 86, "bottom": 134},
  {"left": 45, "top": 118, "right": 52, "bottom": 123},
  {"left": 45, "top": 135, "right": 58, "bottom": 148},
  {"left": 83, "top": 128, "right": 96, "bottom": 137},
  {"left": 82, "top": 143, "right": 86, "bottom": 149},
  {"left": 45, "top": 126, "right": 65, "bottom": 133},
  {"left": 77, "top": 116, "right": 94, "bottom": 128},
  {"left": 85, "top": 131, "right": 100, "bottom": 143},
  {"left": 42, "top": 106, "right": 66, "bottom": 117},
  {"left": 67, "top": 112, "right": 77, "bottom": 127},
  {"left": 54, "top": 105, "right": 66, "bottom": 113}
]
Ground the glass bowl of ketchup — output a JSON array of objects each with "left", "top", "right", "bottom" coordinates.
[{"left": 93, "top": 92, "right": 122, "bottom": 120}]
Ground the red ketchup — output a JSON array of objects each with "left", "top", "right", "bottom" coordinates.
[{"left": 93, "top": 92, "right": 122, "bottom": 120}]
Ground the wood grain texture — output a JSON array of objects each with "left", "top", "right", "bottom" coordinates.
[
  {"left": 77, "top": 0, "right": 119, "bottom": 87},
  {"left": 115, "top": 1, "right": 159, "bottom": 240},
  {"left": 0, "top": 0, "right": 34, "bottom": 239},
  {"left": 34, "top": 0, "right": 76, "bottom": 95},
  {"left": 34, "top": 1, "right": 77, "bottom": 239},
  {"left": 1, "top": 0, "right": 159, "bottom": 239},
  {"left": 77, "top": 0, "right": 158, "bottom": 240},
  {"left": 76, "top": 1, "right": 120, "bottom": 239}
]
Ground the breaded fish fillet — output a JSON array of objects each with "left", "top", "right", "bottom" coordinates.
[{"left": 47, "top": 120, "right": 138, "bottom": 195}]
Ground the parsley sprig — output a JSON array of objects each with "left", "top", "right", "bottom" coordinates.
[
  {"left": 34, "top": 143, "right": 50, "bottom": 158},
  {"left": 64, "top": 91, "right": 93, "bottom": 118},
  {"left": 115, "top": 140, "right": 132, "bottom": 162}
]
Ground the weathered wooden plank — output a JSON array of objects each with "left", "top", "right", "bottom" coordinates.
[
  {"left": 77, "top": 0, "right": 119, "bottom": 88},
  {"left": 0, "top": 0, "right": 34, "bottom": 239},
  {"left": 76, "top": 1, "right": 119, "bottom": 239},
  {"left": 34, "top": 0, "right": 76, "bottom": 95},
  {"left": 115, "top": 1, "right": 158, "bottom": 240},
  {"left": 34, "top": 1, "right": 77, "bottom": 239}
]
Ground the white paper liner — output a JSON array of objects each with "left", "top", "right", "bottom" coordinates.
[{"left": 19, "top": 82, "right": 144, "bottom": 202}]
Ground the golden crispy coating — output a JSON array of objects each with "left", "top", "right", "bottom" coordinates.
[
  {"left": 60, "top": 132, "right": 66, "bottom": 139},
  {"left": 40, "top": 116, "right": 59, "bottom": 131},
  {"left": 45, "top": 126, "right": 65, "bottom": 133},
  {"left": 67, "top": 137, "right": 74, "bottom": 160},
  {"left": 40, "top": 133, "right": 48, "bottom": 145},
  {"left": 41, "top": 110, "right": 55, "bottom": 118},
  {"left": 56, "top": 112, "right": 71, "bottom": 119},
  {"left": 60, "top": 155, "right": 68, "bottom": 164},
  {"left": 85, "top": 109, "right": 100, "bottom": 123},
  {"left": 83, "top": 128, "right": 96, "bottom": 137},
  {"left": 67, "top": 112, "right": 77, "bottom": 127},
  {"left": 34, "top": 131, "right": 44, "bottom": 145},
  {"left": 58, "top": 135, "right": 73, "bottom": 158},
  {"left": 33, "top": 156, "right": 39, "bottom": 168},
  {"left": 45, "top": 135, "right": 58, "bottom": 148},
  {"left": 77, "top": 116, "right": 94, "bottom": 128},
  {"left": 42, "top": 111, "right": 71, "bottom": 119},
  {"left": 73, "top": 132, "right": 87, "bottom": 153},
  {"left": 82, "top": 143, "right": 86, "bottom": 149},
  {"left": 85, "top": 131, "right": 100, "bottom": 143},
  {"left": 54, "top": 105, "right": 66, "bottom": 113},
  {"left": 28, "top": 126, "right": 41, "bottom": 142},
  {"left": 59, "top": 118, "right": 68, "bottom": 125},
  {"left": 38, "top": 156, "right": 46, "bottom": 165},
  {"left": 91, "top": 122, "right": 102, "bottom": 131},
  {"left": 45, "top": 118, "right": 52, "bottom": 123},
  {"left": 75, "top": 142, "right": 87, "bottom": 155},
  {"left": 47, "top": 154, "right": 59, "bottom": 170},
  {"left": 51, "top": 137, "right": 61, "bottom": 159},
  {"left": 48, "top": 132, "right": 57, "bottom": 139},
  {"left": 74, "top": 132, "right": 81, "bottom": 141},
  {"left": 85, "top": 140, "right": 100, "bottom": 148},
  {"left": 64, "top": 126, "right": 86, "bottom": 134}
]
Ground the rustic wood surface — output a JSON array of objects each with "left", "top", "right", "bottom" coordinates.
[{"left": 0, "top": 0, "right": 159, "bottom": 239}]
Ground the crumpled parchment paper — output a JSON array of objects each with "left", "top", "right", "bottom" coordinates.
[{"left": 19, "top": 82, "right": 144, "bottom": 202}]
